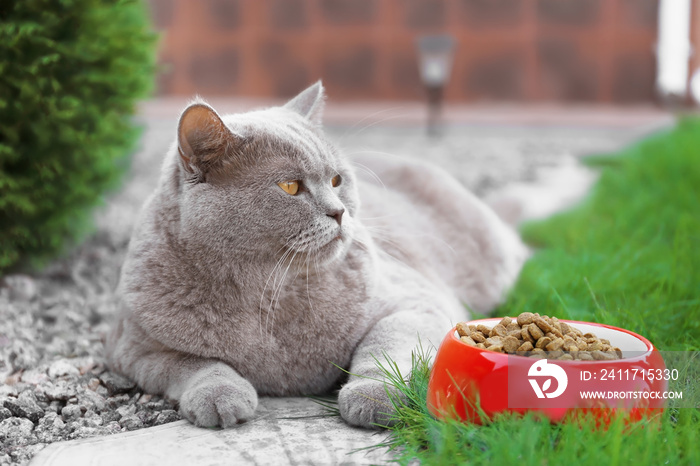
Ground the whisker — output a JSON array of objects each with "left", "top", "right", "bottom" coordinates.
[
  {"left": 350, "top": 161, "right": 386, "bottom": 189},
  {"left": 265, "top": 246, "right": 300, "bottom": 342},
  {"left": 314, "top": 251, "right": 321, "bottom": 279},
  {"left": 259, "top": 239, "right": 299, "bottom": 339}
]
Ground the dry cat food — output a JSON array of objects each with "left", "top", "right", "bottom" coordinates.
[{"left": 456, "top": 312, "right": 623, "bottom": 361}]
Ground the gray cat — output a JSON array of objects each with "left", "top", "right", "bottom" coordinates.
[{"left": 106, "top": 82, "right": 528, "bottom": 428}]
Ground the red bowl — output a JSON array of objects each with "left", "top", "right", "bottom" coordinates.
[{"left": 427, "top": 318, "right": 667, "bottom": 424}]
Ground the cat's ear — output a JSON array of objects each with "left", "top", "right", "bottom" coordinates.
[
  {"left": 284, "top": 80, "right": 325, "bottom": 126},
  {"left": 177, "top": 100, "right": 238, "bottom": 179}
]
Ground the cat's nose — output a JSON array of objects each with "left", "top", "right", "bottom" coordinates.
[{"left": 327, "top": 208, "right": 345, "bottom": 226}]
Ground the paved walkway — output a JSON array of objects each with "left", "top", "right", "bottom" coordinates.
[{"left": 30, "top": 398, "right": 393, "bottom": 465}]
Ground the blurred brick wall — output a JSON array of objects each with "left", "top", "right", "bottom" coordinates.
[{"left": 148, "top": 0, "right": 660, "bottom": 102}]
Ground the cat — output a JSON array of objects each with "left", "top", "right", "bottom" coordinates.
[{"left": 105, "top": 81, "right": 528, "bottom": 428}]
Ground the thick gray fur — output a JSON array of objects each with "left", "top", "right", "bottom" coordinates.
[{"left": 106, "top": 81, "right": 528, "bottom": 429}]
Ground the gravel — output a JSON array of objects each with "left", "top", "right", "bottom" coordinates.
[
  {"left": 0, "top": 264, "right": 180, "bottom": 465},
  {"left": 0, "top": 113, "right": 640, "bottom": 465}
]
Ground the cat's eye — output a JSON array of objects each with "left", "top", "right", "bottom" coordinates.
[
  {"left": 331, "top": 175, "right": 342, "bottom": 187},
  {"left": 278, "top": 180, "right": 299, "bottom": 195}
]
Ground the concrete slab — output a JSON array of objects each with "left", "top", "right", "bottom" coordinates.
[{"left": 30, "top": 398, "right": 394, "bottom": 466}]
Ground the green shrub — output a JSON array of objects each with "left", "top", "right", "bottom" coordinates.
[{"left": 0, "top": 0, "right": 156, "bottom": 273}]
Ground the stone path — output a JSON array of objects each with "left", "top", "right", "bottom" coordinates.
[{"left": 31, "top": 398, "right": 392, "bottom": 465}]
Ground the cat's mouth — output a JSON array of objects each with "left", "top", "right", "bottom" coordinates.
[
  {"left": 287, "top": 223, "right": 352, "bottom": 266},
  {"left": 320, "top": 231, "right": 344, "bottom": 249},
  {"left": 311, "top": 229, "right": 349, "bottom": 263}
]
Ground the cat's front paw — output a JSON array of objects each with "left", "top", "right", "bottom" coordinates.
[
  {"left": 179, "top": 364, "right": 258, "bottom": 428},
  {"left": 338, "top": 379, "right": 404, "bottom": 429}
]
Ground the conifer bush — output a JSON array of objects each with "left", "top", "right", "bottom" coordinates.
[{"left": 0, "top": 0, "right": 156, "bottom": 273}]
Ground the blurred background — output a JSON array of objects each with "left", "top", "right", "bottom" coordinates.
[
  {"left": 3, "top": 0, "right": 696, "bottom": 276},
  {"left": 146, "top": 0, "right": 700, "bottom": 106}
]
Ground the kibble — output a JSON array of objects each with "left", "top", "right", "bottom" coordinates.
[
  {"left": 528, "top": 323, "right": 544, "bottom": 340},
  {"left": 460, "top": 335, "right": 476, "bottom": 346},
  {"left": 516, "top": 312, "right": 535, "bottom": 326},
  {"left": 457, "top": 312, "right": 622, "bottom": 360},
  {"left": 535, "top": 336, "right": 552, "bottom": 349},
  {"left": 456, "top": 322, "right": 471, "bottom": 338},
  {"left": 502, "top": 335, "right": 520, "bottom": 353},
  {"left": 516, "top": 341, "right": 533, "bottom": 352}
]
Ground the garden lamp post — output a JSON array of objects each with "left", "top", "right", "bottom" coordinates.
[{"left": 416, "top": 35, "right": 455, "bottom": 137}]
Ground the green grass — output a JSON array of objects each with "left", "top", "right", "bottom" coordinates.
[{"left": 380, "top": 117, "right": 700, "bottom": 465}]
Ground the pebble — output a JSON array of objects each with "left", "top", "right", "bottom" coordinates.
[
  {"left": 83, "top": 410, "right": 104, "bottom": 428},
  {"left": 34, "top": 390, "right": 50, "bottom": 404},
  {"left": 3, "top": 397, "right": 44, "bottom": 424},
  {"left": 106, "top": 393, "right": 130, "bottom": 409},
  {"left": 87, "top": 378, "right": 101, "bottom": 391},
  {"left": 77, "top": 387, "right": 107, "bottom": 413},
  {"left": 116, "top": 404, "right": 136, "bottom": 418},
  {"left": 68, "top": 425, "right": 101, "bottom": 440},
  {"left": 17, "top": 389, "right": 39, "bottom": 406},
  {"left": 34, "top": 412, "right": 65, "bottom": 443},
  {"left": 0, "top": 417, "right": 37, "bottom": 447},
  {"left": 119, "top": 414, "right": 143, "bottom": 431},
  {"left": 48, "top": 359, "right": 81, "bottom": 378},
  {"left": 98, "top": 372, "right": 136, "bottom": 395},
  {"left": 95, "top": 385, "right": 110, "bottom": 398},
  {"left": 41, "top": 380, "right": 78, "bottom": 401},
  {"left": 61, "top": 404, "right": 82, "bottom": 422},
  {"left": 2, "top": 274, "right": 38, "bottom": 302},
  {"left": 154, "top": 409, "right": 181, "bottom": 426},
  {"left": 7, "top": 341, "right": 40, "bottom": 371},
  {"left": 75, "top": 356, "right": 98, "bottom": 375},
  {"left": 0, "top": 407, "right": 13, "bottom": 421},
  {"left": 21, "top": 367, "right": 49, "bottom": 385},
  {"left": 0, "top": 384, "right": 18, "bottom": 398},
  {"left": 47, "top": 401, "right": 64, "bottom": 413},
  {"left": 137, "top": 410, "right": 158, "bottom": 426},
  {"left": 143, "top": 399, "right": 166, "bottom": 411},
  {"left": 103, "top": 421, "right": 122, "bottom": 435},
  {"left": 100, "top": 410, "right": 122, "bottom": 424}
]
